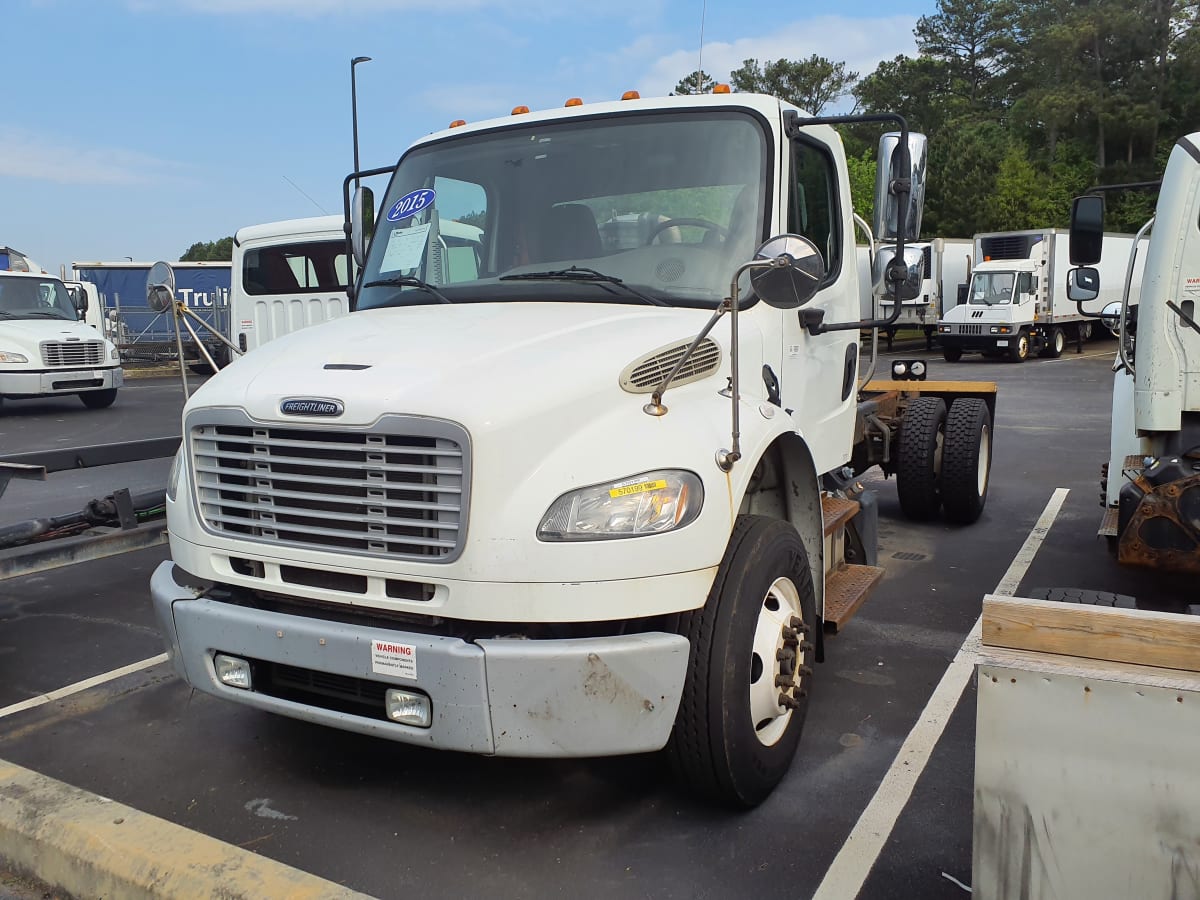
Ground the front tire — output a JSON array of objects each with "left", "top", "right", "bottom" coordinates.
[
  {"left": 896, "top": 396, "right": 948, "bottom": 520},
  {"left": 1007, "top": 329, "right": 1030, "bottom": 362},
  {"left": 667, "top": 515, "right": 816, "bottom": 808},
  {"left": 941, "top": 398, "right": 992, "bottom": 524},
  {"left": 942, "top": 347, "right": 963, "bottom": 362},
  {"left": 80, "top": 388, "right": 117, "bottom": 409}
]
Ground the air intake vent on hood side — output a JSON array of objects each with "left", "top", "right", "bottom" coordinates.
[{"left": 619, "top": 338, "right": 722, "bottom": 394}]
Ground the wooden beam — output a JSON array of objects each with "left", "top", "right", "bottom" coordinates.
[{"left": 982, "top": 594, "right": 1200, "bottom": 674}]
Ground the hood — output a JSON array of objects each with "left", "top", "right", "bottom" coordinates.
[
  {"left": 188, "top": 302, "right": 760, "bottom": 430},
  {"left": 0, "top": 318, "right": 111, "bottom": 353}
]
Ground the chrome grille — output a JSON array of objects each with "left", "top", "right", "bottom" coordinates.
[
  {"left": 189, "top": 413, "right": 469, "bottom": 562},
  {"left": 41, "top": 340, "right": 104, "bottom": 367}
]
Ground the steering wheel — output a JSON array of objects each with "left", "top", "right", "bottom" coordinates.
[{"left": 645, "top": 217, "right": 729, "bottom": 245}]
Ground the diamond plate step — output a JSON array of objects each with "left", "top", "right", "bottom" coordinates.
[
  {"left": 822, "top": 495, "right": 859, "bottom": 537},
  {"left": 823, "top": 563, "right": 884, "bottom": 633},
  {"left": 1099, "top": 505, "right": 1120, "bottom": 538}
]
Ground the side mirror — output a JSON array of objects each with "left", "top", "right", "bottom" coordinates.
[
  {"left": 873, "top": 132, "right": 928, "bottom": 242},
  {"left": 351, "top": 186, "right": 376, "bottom": 268},
  {"left": 1100, "top": 299, "right": 1124, "bottom": 336},
  {"left": 146, "top": 260, "right": 176, "bottom": 313},
  {"left": 1069, "top": 195, "right": 1105, "bottom": 265},
  {"left": 1067, "top": 266, "right": 1099, "bottom": 303},
  {"left": 749, "top": 235, "right": 825, "bottom": 309},
  {"left": 872, "top": 245, "right": 925, "bottom": 302},
  {"left": 68, "top": 286, "right": 88, "bottom": 316}
]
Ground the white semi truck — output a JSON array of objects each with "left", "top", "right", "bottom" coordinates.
[
  {"left": 150, "top": 90, "right": 999, "bottom": 806},
  {"left": 938, "top": 228, "right": 1141, "bottom": 362},
  {"left": 1068, "top": 134, "right": 1200, "bottom": 572},
  {"left": 0, "top": 270, "right": 123, "bottom": 410}
]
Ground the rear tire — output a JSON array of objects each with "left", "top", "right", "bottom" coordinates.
[
  {"left": 896, "top": 396, "right": 947, "bottom": 520},
  {"left": 667, "top": 515, "right": 816, "bottom": 808},
  {"left": 942, "top": 347, "right": 963, "bottom": 362},
  {"left": 940, "top": 398, "right": 992, "bottom": 524},
  {"left": 80, "top": 388, "right": 117, "bottom": 409},
  {"left": 1040, "top": 327, "right": 1065, "bottom": 358}
]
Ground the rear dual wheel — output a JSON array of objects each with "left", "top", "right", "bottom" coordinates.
[
  {"left": 896, "top": 396, "right": 992, "bottom": 524},
  {"left": 668, "top": 516, "right": 816, "bottom": 808}
]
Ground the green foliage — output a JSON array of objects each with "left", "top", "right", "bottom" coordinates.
[
  {"left": 181, "top": 237, "right": 233, "bottom": 262},
  {"left": 672, "top": 0, "right": 1198, "bottom": 238},
  {"left": 730, "top": 55, "right": 858, "bottom": 115},
  {"left": 674, "top": 70, "right": 716, "bottom": 95}
]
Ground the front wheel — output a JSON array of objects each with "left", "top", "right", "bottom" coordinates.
[
  {"left": 942, "top": 347, "right": 963, "bottom": 362},
  {"left": 80, "top": 388, "right": 118, "bottom": 409},
  {"left": 667, "top": 515, "right": 816, "bottom": 808},
  {"left": 1007, "top": 329, "right": 1030, "bottom": 362}
]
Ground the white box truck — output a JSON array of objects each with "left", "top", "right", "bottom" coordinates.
[
  {"left": 150, "top": 90, "right": 999, "bottom": 807},
  {"left": 878, "top": 237, "right": 973, "bottom": 347},
  {"left": 0, "top": 270, "right": 123, "bottom": 410},
  {"left": 230, "top": 216, "right": 351, "bottom": 353},
  {"left": 937, "top": 228, "right": 1142, "bottom": 362}
]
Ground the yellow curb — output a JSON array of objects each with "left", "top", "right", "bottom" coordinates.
[{"left": 0, "top": 760, "right": 373, "bottom": 899}]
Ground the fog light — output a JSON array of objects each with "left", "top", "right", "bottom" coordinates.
[
  {"left": 214, "top": 654, "right": 252, "bottom": 690},
  {"left": 385, "top": 689, "right": 432, "bottom": 727}
]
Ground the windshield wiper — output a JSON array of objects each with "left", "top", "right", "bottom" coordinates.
[
  {"left": 20, "top": 311, "right": 72, "bottom": 319},
  {"left": 362, "top": 275, "right": 452, "bottom": 305},
  {"left": 499, "top": 266, "right": 667, "bottom": 306}
]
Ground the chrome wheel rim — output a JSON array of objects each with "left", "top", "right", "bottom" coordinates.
[{"left": 749, "top": 576, "right": 807, "bottom": 747}]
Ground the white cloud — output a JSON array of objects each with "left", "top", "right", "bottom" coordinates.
[
  {"left": 637, "top": 15, "right": 920, "bottom": 100},
  {"left": 127, "top": 0, "right": 647, "bottom": 16},
  {"left": 0, "top": 127, "right": 180, "bottom": 185}
]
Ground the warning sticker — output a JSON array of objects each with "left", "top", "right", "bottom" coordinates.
[
  {"left": 609, "top": 479, "right": 667, "bottom": 498},
  {"left": 371, "top": 640, "right": 417, "bottom": 679}
]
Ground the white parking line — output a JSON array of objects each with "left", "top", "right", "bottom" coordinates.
[
  {"left": 812, "top": 487, "right": 1070, "bottom": 900},
  {"left": 0, "top": 653, "right": 168, "bottom": 720},
  {"left": 1042, "top": 350, "right": 1115, "bottom": 363}
]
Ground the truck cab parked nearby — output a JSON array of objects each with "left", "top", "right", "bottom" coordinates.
[
  {"left": 151, "top": 91, "right": 999, "bottom": 807},
  {"left": 938, "top": 228, "right": 1142, "bottom": 362},
  {"left": 879, "top": 237, "right": 973, "bottom": 348},
  {"left": 0, "top": 271, "right": 123, "bottom": 410},
  {"left": 1069, "top": 133, "right": 1200, "bottom": 573},
  {"left": 231, "top": 216, "right": 351, "bottom": 353}
]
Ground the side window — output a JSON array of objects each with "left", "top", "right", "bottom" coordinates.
[
  {"left": 788, "top": 139, "right": 840, "bottom": 281},
  {"left": 244, "top": 240, "right": 349, "bottom": 295}
]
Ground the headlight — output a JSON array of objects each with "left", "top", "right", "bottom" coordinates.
[
  {"left": 938, "top": 325, "right": 950, "bottom": 333},
  {"left": 537, "top": 470, "right": 703, "bottom": 541},
  {"left": 110, "top": 345, "right": 120, "bottom": 360},
  {"left": 166, "top": 448, "right": 185, "bottom": 503},
  {"left": 0, "top": 351, "right": 29, "bottom": 363}
]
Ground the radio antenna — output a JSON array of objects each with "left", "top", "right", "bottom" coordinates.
[
  {"left": 697, "top": 0, "right": 707, "bottom": 88},
  {"left": 282, "top": 175, "right": 330, "bottom": 214}
]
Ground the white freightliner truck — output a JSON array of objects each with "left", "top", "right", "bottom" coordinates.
[
  {"left": 938, "top": 228, "right": 1141, "bottom": 362},
  {"left": 1067, "top": 134, "right": 1200, "bottom": 572},
  {"left": 0, "top": 270, "right": 123, "bottom": 410},
  {"left": 150, "top": 91, "right": 999, "bottom": 806},
  {"left": 878, "top": 237, "right": 973, "bottom": 348}
]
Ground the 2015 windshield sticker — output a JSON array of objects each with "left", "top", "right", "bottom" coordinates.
[
  {"left": 609, "top": 479, "right": 668, "bottom": 498},
  {"left": 386, "top": 188, "right": 436, "bottom": 222},
  {"left": 371, "top": 639, "right": 417, "bottom": 679}
]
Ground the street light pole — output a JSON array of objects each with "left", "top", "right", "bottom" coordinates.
[{"left": 351, "top": 56, "right": 372, "bottom": 189}]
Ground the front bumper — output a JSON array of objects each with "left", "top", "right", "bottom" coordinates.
[
  {"left": 152, "top": 561, "right": 690, "bottom": 757},
  {"left": 0, "top": 366, "right": 122, "bottom": 396},
  {"left": 937, "top": 333, "right": 1014, "bottom": 352}
]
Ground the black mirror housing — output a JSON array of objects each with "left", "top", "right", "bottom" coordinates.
[{"left": 1070, "top": 195, "right": 1105, "bottom": 265}]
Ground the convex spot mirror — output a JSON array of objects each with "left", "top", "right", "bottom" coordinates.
[
  {"left": 1100, "top": 299, "right": 1125, "bottom": 335},
  {"left": 1067, "top": 266, "right": 1100, "bottom": 303},
  {"left": 872, "top": 246, "right": 926, "bottom": 302},
  {"left": 351, "top": 186, "right": 376, "bottom": 268},
  {"left": 146, "top": 261, "right": 176, "bottom": 313},
  {"left": 750, "top": 234, "right": 825, "bottom": 309}
]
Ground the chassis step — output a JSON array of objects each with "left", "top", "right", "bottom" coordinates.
[
  {"left": 822, "top": 495, "right": 859, "bottom": 536},
  {"left": 823, "top": 563, "right": 884, "bottom": 633}
]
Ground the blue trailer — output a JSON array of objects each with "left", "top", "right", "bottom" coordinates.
[{"left": 71, "top": 261, "right": 231, "bottom": 362}]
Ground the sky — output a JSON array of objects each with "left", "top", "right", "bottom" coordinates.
[{"left": 2, "top": 0, "right": 927, "bottom": 276}]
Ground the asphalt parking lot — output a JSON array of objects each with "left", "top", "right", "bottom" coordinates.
[{"left": 0, "top": 343, "right": 1194, "bottom": 899}]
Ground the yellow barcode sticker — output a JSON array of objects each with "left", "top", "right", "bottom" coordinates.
[{"left": 609, "top": 479, "right": 668, "bottom": 498}]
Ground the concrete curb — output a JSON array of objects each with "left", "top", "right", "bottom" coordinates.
[{"left": 0, "top": 760, "right": 372, "bottom": 899}]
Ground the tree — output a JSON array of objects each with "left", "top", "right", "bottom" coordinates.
[
  {"left": 729, "top": 55, "right": 859, "bottom": 115},
  {"left": 674, "top": 70, "right": 716, "bottom": 95},
  {"left": 915, "top": 0, "right": 1013, "bottom": 110},
  {"left": 181, "top": 238, "right": 234, "bottom": 262}
]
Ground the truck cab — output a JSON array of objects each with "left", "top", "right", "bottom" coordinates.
[
  {"left": 150, "top": 91, "right": 996, "bottom": 807},
  {"left": 0, "top": 270, "right": 123, "bottom": 409},
  {"left": 939, "top": 260, "right": 1040, "bottom": 360}
]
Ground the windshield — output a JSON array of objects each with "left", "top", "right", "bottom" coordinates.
[
  {"left": 356, "top": 110, "right": 769, "bottom": 311},
  {"left": 0, "top": 275, "right": 78, "bottom": 321},
  {"left": 969, "top": 271, "right": 1016, "bottom": 305}
]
